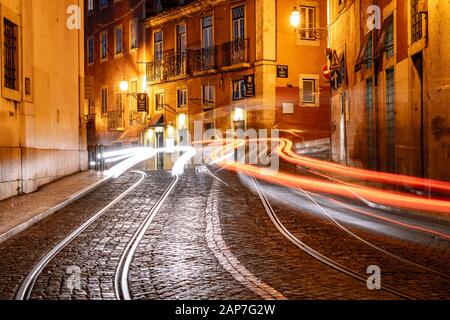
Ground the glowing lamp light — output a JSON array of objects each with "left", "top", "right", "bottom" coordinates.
[
  {"left": 290, "top": 7, "right": 301, "bottom": 28},
  {"left": 233, "top": 108, "right": 244, "bottom": 122},
  {"left": 119, "top": 80, "right": 129, "bottom": 92},
  {"left": 178, "top": 114, "right": 187, "bottom": 128},
  {"left": 167, "top": 125, "right": 175, "bottom": 137}
]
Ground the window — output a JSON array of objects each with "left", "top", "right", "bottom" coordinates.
[
  {"left": 155, "top": 92, "right": 164, "bottom": 110},
  {"left": 202, "top": 84, "right": 215, "bottom": 105},
  {"left": 130, "top": 19, "right": 139, "bottom": 49},
  {"left": 302, "top": 79, "right": 316, "bottom": 103},
  {"left": 4, "top": 18, "right": 18, "bottom": 90},
  {"left": 155, "top": 0, "right": 162, "bottom": 13},
  {"left": 177, "top": 89, "right": 188, "bottom": 108},
  {"left": 385, "top": 16, "right": 394, "bottom": 57},
  {"left": 130, "top": 80, "right": 138, "bottom": 112},
  {"left": 202, "top": 16, "right": 213, "bottom": 49},
  {"left": 101, "top": 88, "right": 108, "bottom": 114},
  {"left": 299, "top": 6, "right": 316, "bottom": 40},
  {"left": 115, "top": 26, "right": 123, "bottom": 55},
  {"left": 100, "top": 31, "right": 108, "bottom": 61},
  {"left": 233, "top": 80, "right": 246, "bottom": 100},
  {"left": 115, "top": 89, "right": 124, "bottom": 110},
  {"left": 386, "top": 68, "right": 395, "bottom": 173},
  {"left": 232, "top": 6, "right": 245, "bottom": 41},
  {"left": 87, "top": 36, "right": 94, "bottom": 64},
  {"left": 365, "top": 32, "right": 373, "bottom": 69},
  {"left": 99, "top": 0, "right": 108, "bottom": 10},
  {"left": 366, "top": 78, "right": 376, "bottom": 170},
  {"left": 411, "top": 0, "right": 422, "bottom": 43},
  {"left": 176, "top": 24, "right": 186, "bottom": 54},
  {"left": 87, "top": 0, "right": 94, "bottom": 12},
  {"left": 154, "top": 31, "right": 163, "bottom": 60}
]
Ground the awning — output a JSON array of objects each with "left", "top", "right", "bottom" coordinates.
[
  {"left": 112, "top": 127, "right": 143, "bottom": 144},
  {"left": 374, "top": 14, "right": 394, "bottom": 58},
  {"left": 354, "top": 31, "right": 373, "bottom": 72},
  {"left": 148, "top": 114, "right": 166, "bottom": 128}
]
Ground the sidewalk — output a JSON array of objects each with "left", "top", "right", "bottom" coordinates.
[{"left": 0, "top": 171, "right": 108, "bottom": 244}]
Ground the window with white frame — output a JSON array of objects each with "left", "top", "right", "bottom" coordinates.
[
  {"left": 130, "top": 19, "right": 138, "bottom": 49},
  {"left": 115, "top": 25, "right": 123, "bottom": 55},
  {"left": 115, "top": 89, "right": 124, "bottom": 110},
  {"left": 155, "top": 92, "right": 164, "bottom": 110},
  {"left": 130, "top": 80, "right": 138, "bottom": 111},
  {"left": 202, "top": 84, "right": 215, "bottom": 105},
  {"left": 299, "top": 6, "right": 316, "bottom": 40},
  {"left": 154, "top": 31, "right": 163, "bottom": 60},
  {"left": 177, "top": 89, "right": 188, "bottom": 108},
  {"left": 87, "top": 0, "right": 94, "bottom": 12},
  {"left": 202, "top": 16, "right": 213, "bottom": 49},
  {"left": 100, "top": 31, "right": 108, "bottom": 61},
  {"left": 233, "top": 79, "right": 246, "bottom": 100},
  {"left": 300, "top": 77, "right": 318, "bottom": 104},
  {"left": 232, "top": 6, "right": 245, "bottom": 41}
]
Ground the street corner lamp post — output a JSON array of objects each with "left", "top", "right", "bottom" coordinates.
[{"left": 290, "top": 7, "right": 301, "bottom": 28}]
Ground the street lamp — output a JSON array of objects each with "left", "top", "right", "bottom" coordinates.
[
  {"left": 290, "top": 7, "right": 300, "bottom": 28},
  {"left": 119, "top": 79, "right": 129, "bottom": 92}
]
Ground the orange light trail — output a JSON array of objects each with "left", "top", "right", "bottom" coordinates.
[
  {"left": 327, "top": 198, "right": 450, "bottom": 240},
  {"left": 278, "top": 139, "right": 450, "bottom": 194},
  {"left": 220, "top": 161, "right": 450, "bottom": 214},
  {"left": 194, "top": 138, "right": 450, "bottom": 213}
]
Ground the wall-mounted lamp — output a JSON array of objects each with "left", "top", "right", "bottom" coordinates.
[{"left": 290, "top": 7, "right": 301, "bottom": 28}]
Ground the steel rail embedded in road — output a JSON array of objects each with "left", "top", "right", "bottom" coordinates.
[
  {"left": 251, "top": 176, "right": 418, "bottom": 300},
  {"left": 296, "top": 186, "right": 450, "bottom": 280},
  {"left": 114, "top": 175, "right": 179, "bottom": 301},
  {"left": 15, "top": 170, "right": 147, "bottom": 301}
]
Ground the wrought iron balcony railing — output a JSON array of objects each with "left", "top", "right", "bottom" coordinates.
[
  {"left": 145, "top": 40, "right": 250, "bottom": 81},
  {"left": 190, "top": 46, "right": 217, "bottom": 73},
  {"left": 107, "top": 110, "right": 124, "bottom": 130},
  {"left": 221, "top": 38, "right": 249, "bottom": 67},
  {"left": 146, "top": 52, "right": 190, "bottom": 82},
  {"left": 146, "top": 59, "right": 165, "bottom": 82},
  {"left": 166, "top": 52, "right": 189, "bottom": 78}
]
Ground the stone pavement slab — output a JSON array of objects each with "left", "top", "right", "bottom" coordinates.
[{"left": 0, "top": 171, "right": 107, "bottom": 244}]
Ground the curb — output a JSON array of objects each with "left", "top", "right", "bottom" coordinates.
[{"left": 0, "top": 175, "right": 111, "bottom": 245}]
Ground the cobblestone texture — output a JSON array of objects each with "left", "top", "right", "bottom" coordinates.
[
  {"left": 129, "top": 170, "right": 259, "bottom": 300},
  {"left": 253, "top": 177, "right": 450, "bottom": 299},
  {"left": 30, "top": 171, "right": 174, "bottom": 300},
  {"left": 0, "top": 172, "right": 141, "bottom": 299},
  {"left": 212, "top": 170, "right": 398, "bottom": 300},
  {"left": 0, "top": 167, "right": 448, "bottom": 300}
]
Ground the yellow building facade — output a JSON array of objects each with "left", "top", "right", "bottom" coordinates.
[
  {"left": 329, "top": 0, "right": 450, "bottom": 182},
  {"left": 0, "top": 0, "right": 87, "bottom": 200}
]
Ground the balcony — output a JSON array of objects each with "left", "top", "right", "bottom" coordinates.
[
  {"left": 166, "top": 52, "right": 189, "bottom": 78},
  {"left": 107, "top": 110, "right": 125, "bottom": 131},
  {"left": 146, "top": 52, "right": 189, "bottom": 83},
  {"left": 146, "top": 59, "right": 165, "bottom": 82},
  {"left": 221, "top": 38, "right": 250, "bottom": 70},
  {"left": 190, "top": 47, "right": 218, "bottom": 74},
  {"left": 145, "top": 41, "right": 251, "bottom": 81}
]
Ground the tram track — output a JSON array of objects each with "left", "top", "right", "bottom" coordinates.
[
  {"left": 15, "top": 170, "right": 147, "bottom": 300},
  {"left": 251, "top": 176, "right": 419, "bottom": 300},
  {"left": 114, "top": 175, "right": 179, "bottom": 300}
]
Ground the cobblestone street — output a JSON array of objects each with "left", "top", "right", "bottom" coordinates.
[{"left": 0, "top": 169, "right": 448, "bottom": 300}]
